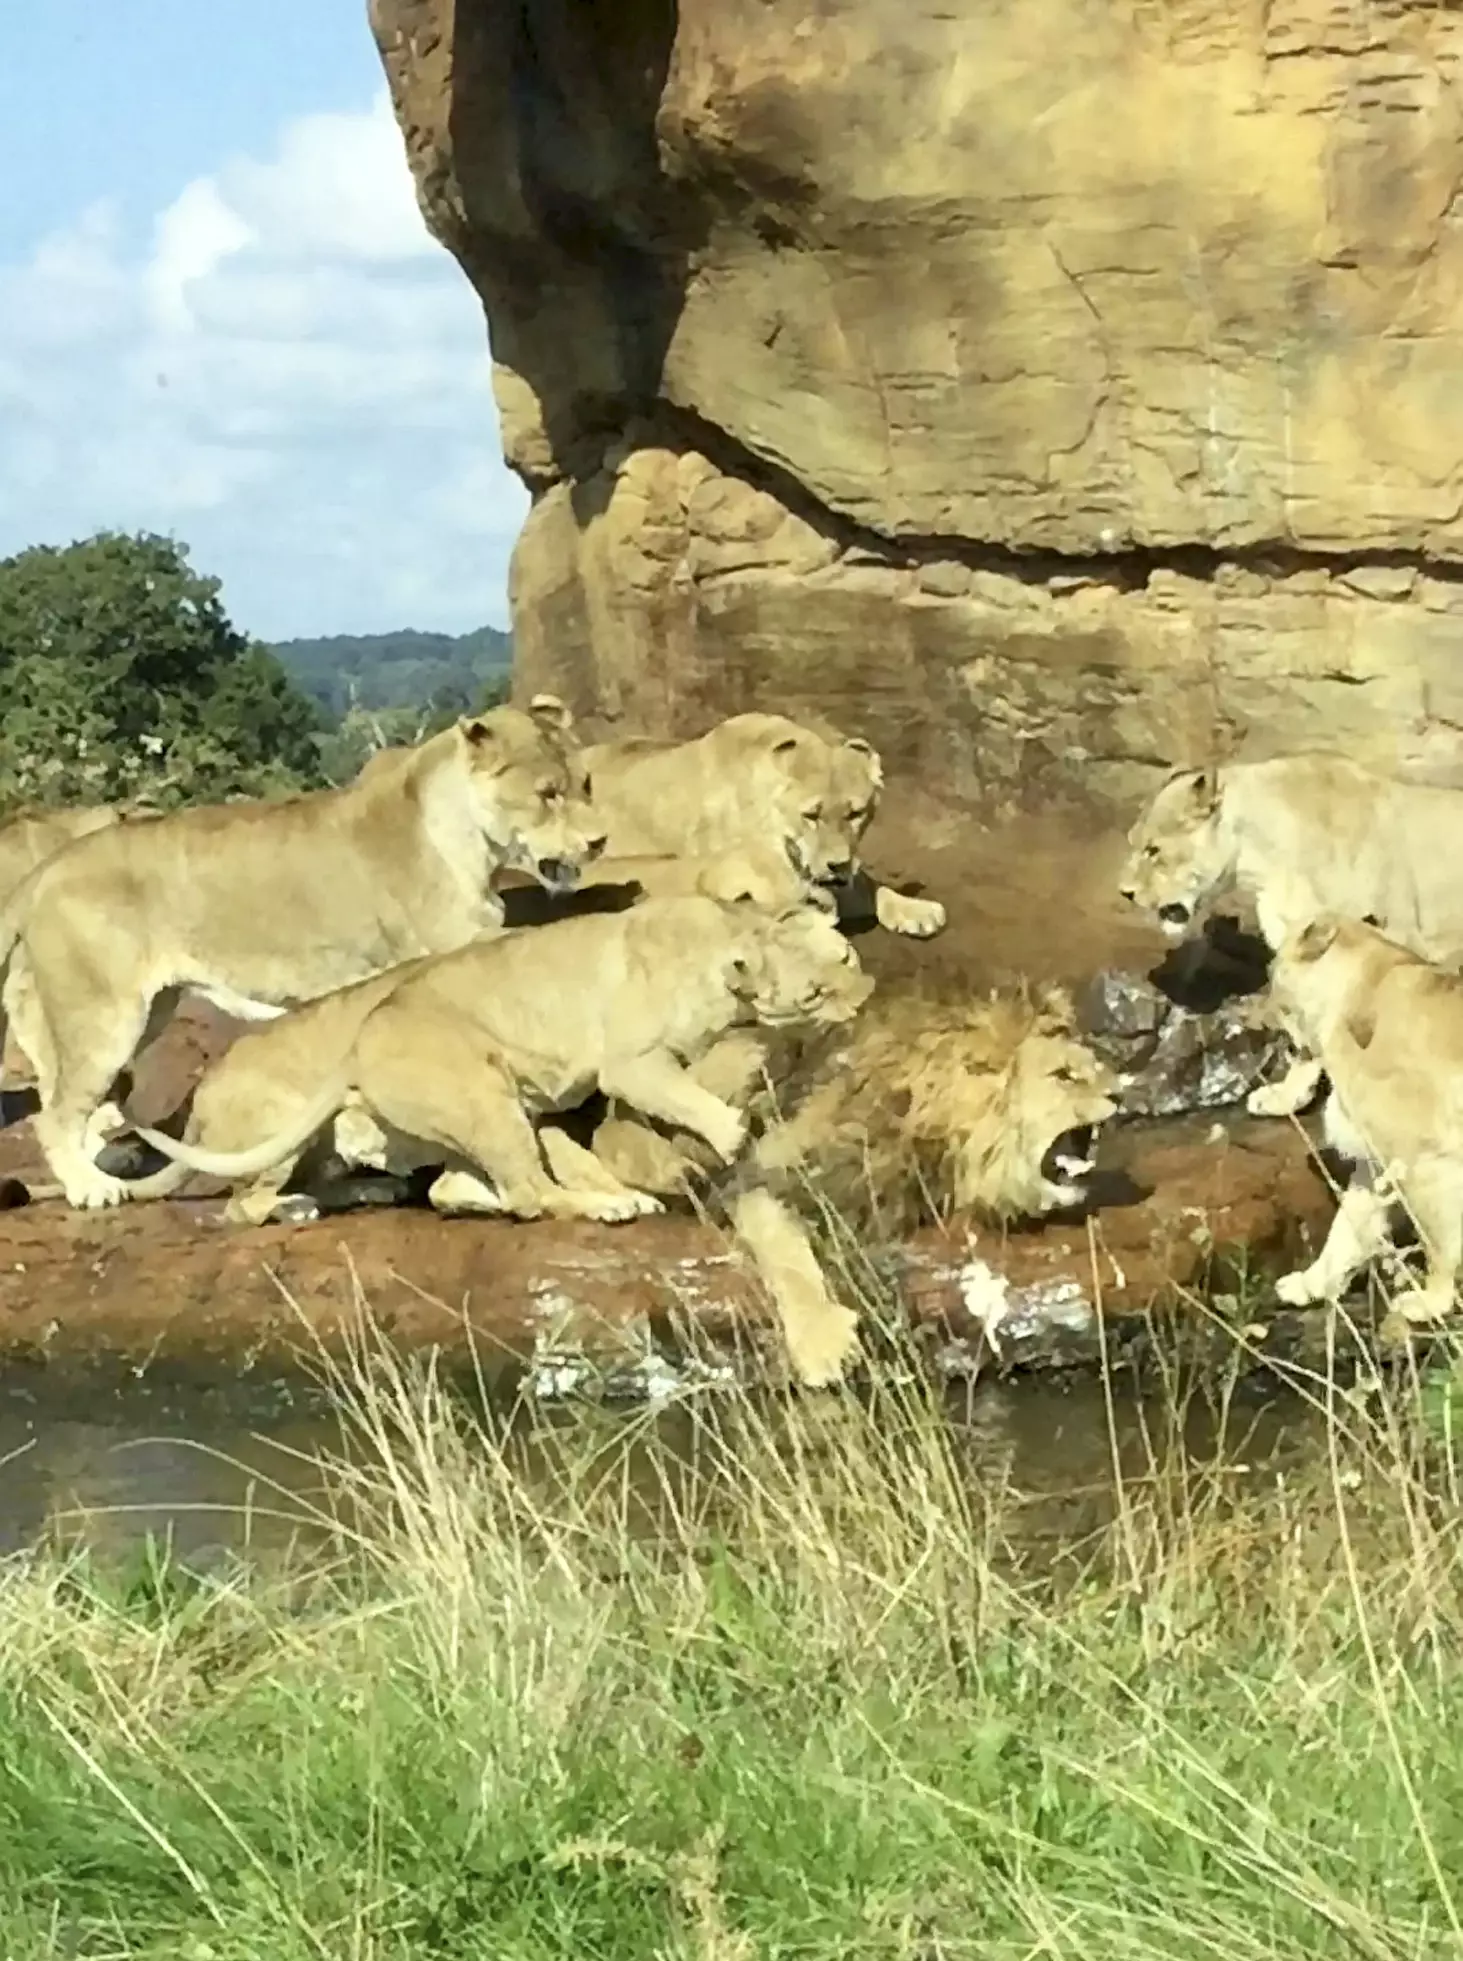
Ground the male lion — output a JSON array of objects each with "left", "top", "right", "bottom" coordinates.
[
  {"left": 581, "top": 711, "right": 947, "bottom": 939},
  {"left": 1269, "top": 915, "right": 1463, "bottom": 1327},
  {"left": 0, "top": 697, "right": 605, "bottom": 1210},
  {"left": 123, "top": 894, "right": 875, "bottom": 1229},
  {"left": 588, "top": 984, "right": 1119, "bottom": 1388},
  {"left": 1119, "top": 753, "right": 1463, "bottom": 1122}
]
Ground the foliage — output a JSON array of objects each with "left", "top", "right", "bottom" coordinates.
[
  {"left": 2, "top": 1328, "right": 1463, "bottom": 1959},
  {"left": 271, "top": 623, "right": 512, "bottom": 725},
  {"left": 0, "top": 532, "right": 324, "bottom": 809}
]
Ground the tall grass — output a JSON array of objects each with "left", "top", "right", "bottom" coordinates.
[{"left": 3, "top": 1308, "right": 1463, "bottom": 1959}]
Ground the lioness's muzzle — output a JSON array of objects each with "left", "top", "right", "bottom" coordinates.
[{"left": 1157, "top": 902, "right": 1191, "bottom": 929}]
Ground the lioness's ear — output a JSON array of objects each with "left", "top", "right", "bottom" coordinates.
[
  {"left": 1187, "top": 768, "right": 1219, "bottom": 812},
  {"left": 771, "top": 735, "right": 801, "bottom": 757},
  {"left": 458, "top": 715, "right": 497, "bottom": 751},
  {"left": 843, "top": 735, "right": 885, "bottom": 788},
  {"left": 528, "top": 692, "right": 574, "bottom": 738},
  {"left": 1292, "top": 917, "right": 1340, "bottom": 964}
]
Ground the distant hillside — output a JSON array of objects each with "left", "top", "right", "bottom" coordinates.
[{"left": 270, "top": 625, "right": 512, "bottom": 724}]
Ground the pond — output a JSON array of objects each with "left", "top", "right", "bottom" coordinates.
[{"left": 0, "top": 1354, "right": 1343, "bottom": 1568}]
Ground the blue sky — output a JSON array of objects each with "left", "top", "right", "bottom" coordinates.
[{"left": 0, "top": 0, "right": 526, "bottom": 640}]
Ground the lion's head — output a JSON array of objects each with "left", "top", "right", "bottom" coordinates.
[
  {"left": 719, "top": 714, "right": 885, "bottom": 890},
  {"left": 1118, "top": 768, "right": 1233, "bottom": 939},
  {"left": 456, "top": 694, "right": 606, "bottom": 894},
  {"left": 724, "top": 898, "right": 874, "bottom": 1030},
  {"left": 839, "top": 985, "right": 1120, "bottom": 1228}
]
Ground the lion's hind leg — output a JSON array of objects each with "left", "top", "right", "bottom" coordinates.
[
  {"left": 728, "top": 1186, "right": 861, "bottom": 1389},
  {"left": 540, "top": 1126, "right": 663, "bottom": 1217},
  {"left": 354, "top": 1013, "right": 651, "bottom": 1225},
  {"left": 1389, "top": 1156, "right": 1463, "bottom": 1327}
]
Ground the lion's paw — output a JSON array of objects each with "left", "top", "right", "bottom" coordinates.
[
  {"left": 876, "top": 889, "right": 947, "bottom": 939},
  {"left": 1248, "top": 1082, "right": 1298, "bottom": 1119},
  {"left": 574, "top": 1186, "right": 665, "bottom": 1224},
  {"left": 428, "top": 1169, "right": 510, "bottom": 1217},
  {"left": 271, "top": 1194, "right": 322, "bottom": 1226},
  {"left": 784, "top": 1304, "right": 862, "bottom": 1390},
  {"left": 1389, "top": 1287, "right": 1455, "bottom": 1327},
  {"left": 1274, "top": 1268, "right": 1323, "bottom": 1307},
  {"left": 66, "top": 1167, "right": 130, "bottom": 1211}
]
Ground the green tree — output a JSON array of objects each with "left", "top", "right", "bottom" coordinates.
[{"left": 0, "top": 531, "right": 323, "bottom": 808}]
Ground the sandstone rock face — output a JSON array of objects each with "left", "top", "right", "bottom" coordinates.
[{"left": 371, "top": 0, "right": 1463, "bottom": 945}]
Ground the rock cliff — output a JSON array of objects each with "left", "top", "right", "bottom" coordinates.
[{"left": 370, "top": 0, "right": 1463, "bottom": 951}]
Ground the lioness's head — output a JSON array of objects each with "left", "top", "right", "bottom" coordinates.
[
  {"left": 725, "top": 900, "right": 874, "bottom": 1029},
  {"left": 1118, "top": 767, "right": 1231, "bottom": 939},
  {"left": 724, "top": 715, "right": 884, "bottom": 889},
  {"left": 457, "top": 695, "right": 606, "bottom": 893}
]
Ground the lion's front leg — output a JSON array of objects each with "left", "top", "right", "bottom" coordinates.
[
  {"left": 1274, "top": 1169, "right": 1392, "bottom": 1306},
  {"left": 539, "top": 1126, "right": 664, "bottom": 1218},
  {"left": 873, "top": 885, "right": 946, "bottom": 939},
  {"left": 728, "top": 1187, "right": 861, "bottom": 1388},
  {"left": 598, "top": 1051, "right": 747, "bottom": 1165},
  {"left": 1247, "top": 1053, "right": 1324, "bottom": 1120}
]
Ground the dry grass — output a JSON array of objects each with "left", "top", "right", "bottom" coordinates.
[{"left": 3, "top": 1292, "right": 1463, "bottom": 1959}]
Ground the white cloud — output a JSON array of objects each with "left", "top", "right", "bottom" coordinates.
[{"left": 0, "top": 90, "right": 527, "bottom": 640}]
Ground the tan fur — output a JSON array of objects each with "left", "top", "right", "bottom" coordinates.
[
  {"left": 0, "top": 698, "right": 606, "bottom": 1210},
  {"left": 500, "top": 838, "right": 838, "bottom": 922},
  {"left": 127, "top": 896, "right": 875, "bottom": 1233},
  {"left": 1270, "top": 916, "right": 1463, "bottom": 1326},
  {"left": 1119, "top": 753, "right": 1463, "bottom": 1122},
  {"left": 591, "top": 985, "right": 1118, "bottom": 1388},
  {"left": 0, "top": 803, "right": 163, "bottom": 1140},
  {"left": 583, "top": 711, "right": 947, "bottom": 939}
]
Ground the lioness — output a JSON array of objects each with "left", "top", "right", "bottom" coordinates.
[
  {"left": 124, "top": 895, "right": 874, "bottom": 1230},
  {"left": 580, "top": 712, "right": 947, "bottom": 939},
  {"left": 0, "top": 698, "right": 605, "bottom": 1210},
  {"left": 589, "top": 983, "right": 1119, "bottom": 1388},
  {"left": 1119, "top": 754, "right": 1463, "bottom": 1122},
  {"left": 1269, "top": 915, "right": 1463, "bottom": 1326}
]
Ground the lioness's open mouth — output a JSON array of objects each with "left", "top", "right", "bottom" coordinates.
[
  {"left": 1040, "top": 1123, "right": 1100, "bottom": 1185},
  {"left": 534, "top": 856, "right": 581, "bottom": 893},
  {"left": 1157, "top": 902, "right": 1191, "bottom": 929}
]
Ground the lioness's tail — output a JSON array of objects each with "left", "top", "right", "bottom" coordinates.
[{"left": 132, "top": 1076, "right": 349, "bottom": 1182}]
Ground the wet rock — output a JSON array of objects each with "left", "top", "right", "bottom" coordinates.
[{"left": 1082, "top": 965, "right": 1292, "bottom": 1121}]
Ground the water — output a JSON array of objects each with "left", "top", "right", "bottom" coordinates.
[{"left": 0, "top": 1356, "right": 1336, "bottom": 1569}]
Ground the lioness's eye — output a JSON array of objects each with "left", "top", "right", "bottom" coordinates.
[
  {"left": 1052, "top": 1065, "right": 1075, "bottom": 1083},
  {"left": 541, "top": 784, "right": 561, "bottom": 803},
  {"left": 1143, "top": 845, "right": 1158, "bottom": 860},
  {"left": 581, "top": 776, "right": 593, "bottom": 799},
  {"left": 803, "top": 805, "right": 823, "bottom": 821}
]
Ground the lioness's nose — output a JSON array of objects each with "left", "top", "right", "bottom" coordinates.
[
  {"left": 827, "top": 859, "right": 854, "bottom": 881},
  {"left": 1118, "top": 884, "right": 1136, "bottom": 903}
]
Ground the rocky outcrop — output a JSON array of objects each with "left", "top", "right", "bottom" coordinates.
[{"left": 372, "top": 0, "right": 1463, "bottom": 857}]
